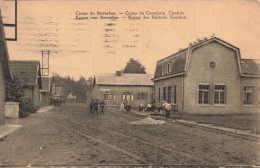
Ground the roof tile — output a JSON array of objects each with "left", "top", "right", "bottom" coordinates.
[
  {"left": 10, "top": 60, "right": 40, "bottom": 86},
  {"left": 95, "top": 73, "right": 153, "bottom": 86}
]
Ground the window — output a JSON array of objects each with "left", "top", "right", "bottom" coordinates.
[
  {"left": 104, "top": 92, "right": 108, "bottom": 100},
  {"left": 214, "top": 85, "right": 226, "bottom": 104},
  {"left": 167, "top": 63, "right": 171, "bottom": 74},
  {"left": 158, "top": 88, "right": 161, "bottom": 102},
  {"left": 174, "top": 85, "right": 177, "bottom": 104},
  {"left": 40, "top": 93, "right": 42, "bottom": 102},
  {"left": 168, "top": 86, "right": 171, "bottom": 102},
  {"left": 137, "top": 93, "right": 148, "bottom": 100},
  {"left": 163, "top": 87, "right": 167, "bottom": 101},
  {"left": 123, "top": 92, "right": 134, "bottom": 101},
  {"left": 198, "top": 85, "right": 210, "bottom": 104},
  {"left": 243, "top": 86, "right": 254, "bottom": 105},
  {"left": 104, "top": 92, "right": 115, "bottom": 100},
  {"left": 259, "top": 87, "right": 260, "bottom": 105},
  {"left": 162, "top": 65, "right": 167, "bottom": 76},
  {"left": 162, "top": 64, "right": 171, "bottom": 76}
]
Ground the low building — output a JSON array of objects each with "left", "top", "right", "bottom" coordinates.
[
  {"left": 39, "top": 77, "right": 50, "bottom": 106},
  {"left": 92, "top": 71, "right": 154, "bottom": 108},
  {"left": 153, "top": 37, "right": 260, "bottom": 114},
  {"left": 66, "top": 92, "right": 76, "bottom": 103},
  {"left": 0, "top": 9, "right": 13, "bottom": 125},
  {"left": 10, "top": 60, "right": 42, "bottom": 110},
  {"left": 50, "top": 87, "right": 63, "bottom": 106}
]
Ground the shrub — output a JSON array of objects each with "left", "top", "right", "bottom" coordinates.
[
  {"left": 19, "top": 100, "right": 36, "bottom": 118},
  {"left": 5, "top": 80, "right": 23, "bottom": 102},
  {"left": 5, "top": 79, "right": 35, "bottom": 118}
]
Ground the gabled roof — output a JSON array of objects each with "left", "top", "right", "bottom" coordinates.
[
  {"left": 40, "top": 77, "right": 50, "bottom": 92},
  {"left": 95, "top": 73, "right": 153, "bottom": 86},
  {"left": 153, "top": 37, "right": 260, "bottom": 80},
  {"left": 0, "top": 9, "right": 12, "bottom": 81},
  {"left": 10, "top": 60, "right": 42, "bottom": 87}
]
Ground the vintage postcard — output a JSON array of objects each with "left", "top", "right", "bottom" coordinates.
[{"left": 0, "top": 0, "right": 259, "bottom": 167}]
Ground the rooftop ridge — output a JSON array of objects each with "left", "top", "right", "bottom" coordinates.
[{"left": 157, "top": 37, "right": 228, "bottom": 63}]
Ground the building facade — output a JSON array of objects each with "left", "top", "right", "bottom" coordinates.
[
  {"left": 0, "top": 9, "right": 13, "bottom": 125},
  {"left": 10, "top": 60, "right": 42, "bottom": 110},
  {"left": 39, "top": 77, "right": 50, "bottom": 106},
  {"left": 153, "top": 37, "right": 260, "bottom": 114},
  {"left": 91, "top": 72, "right": 154, "bottom": 108}
]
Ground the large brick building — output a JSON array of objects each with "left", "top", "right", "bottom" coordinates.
[
  {"left": 10, "top": 60, "right": 42, "bottom": 110},
  {"left": 0, "top": 9, "right": 13, "bottom": 125},
  {"left": 91, "top": 72, "right": 153, "bottom": 107},
  {"left": 153, "top": 37, "right": 260, "bottom": 114}
]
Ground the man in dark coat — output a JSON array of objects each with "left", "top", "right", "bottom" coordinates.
[
  {"left": 93, "top": 99, "right": 99, "bottom": 114},
  {"left": 99, "top": 99, "right": 106, "bottom": 114},
  {"left": 89, "top": 99, "right": 94, "bottom": 114}
]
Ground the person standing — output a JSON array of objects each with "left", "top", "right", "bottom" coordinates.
[
  {"left": 99, "top": 99, "right": 106, "bottom": 114},
  {"left": 93, "top": 99, "right": 99, "bottom": 114},
  {"left": 126, "top": 100, "right": 131, "bottom": 112},
  {"left": 120, "top": 102, "right": 124, "bottom": 111},
  {"left": 89, "top": 99, "right": 94, "bottom": 114},
  {"left": 164, "top": 101, "right": 172, "bottom": 118}
]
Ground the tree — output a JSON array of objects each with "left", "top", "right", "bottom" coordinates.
[
  {"left": 122, "top": 58, "right": 146, "bottom": 74},
  {"left": 5, "top": 79, "right": 23, "bottom": 102}
]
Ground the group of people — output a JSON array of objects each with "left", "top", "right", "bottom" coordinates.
[
  {"left": 89, "top": 98, "right": 174, "bottom": 118},
  {"left": 138, "top": 100, "right": 173, "bottom": 118},
  {"left": 138, "top": 101, "right": 156, "bottom": 111},
  {"left": 122, "top": 99, "right": 131, "bottom": 112},
  {"left": 89, "top": 99, "right": 106, "bottom": 114}
]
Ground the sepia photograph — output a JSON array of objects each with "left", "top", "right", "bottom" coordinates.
[{"left": 0, "top": 0, "right": 259, "bottom": 167}]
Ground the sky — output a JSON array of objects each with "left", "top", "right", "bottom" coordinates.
[{"left": 1, "top": 0, "right": 260, "bottom": 80}]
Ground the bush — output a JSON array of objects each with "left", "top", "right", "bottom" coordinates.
[
  {"left": 5, "top": 80, "right": 23, "bottom": 102},
  {"left": 6, "top": 79, "right": 36, "bottom": 118},
  {"left": 19, "top": 100, "right": 36, "bottom": 118}
]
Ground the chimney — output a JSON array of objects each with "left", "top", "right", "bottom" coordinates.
[{"left": 116, "top": 71, "right": 122, "bottom": 76}]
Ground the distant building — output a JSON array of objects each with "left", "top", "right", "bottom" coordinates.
[
  {"left": 92, "top": 71, "right": 154, "bottom": 107},
  {"left": 10, "top": 60, "right": 42, "bottom": 110},
  {"left": 50, "top": 86, "right": 63, "bottom": 106},
  {"left": 40, "top": 77, "right": 50, "bottom": 106},
  {"left": 0, "top": 10, "right": 13, "bottom": 125},
  {"left": 66, "top": 92, "right": 76, "bottom": 103},
  {"left": 153, "top": 37, "right": 260, "bottom": 114}
]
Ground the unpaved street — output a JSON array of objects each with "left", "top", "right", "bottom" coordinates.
[{"left": 0, "top": 105, "right": 257, "bottom": 166}]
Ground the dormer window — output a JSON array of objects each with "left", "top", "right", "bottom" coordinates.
[
  {"left": 167, "top": 63, "right": 171, "bottom": 74},
  {"left": 162, "top": 65, "right": 167, "bottom": 76},
  {"left": 162, "top": 63, "right": 172, "bottom": 76}
]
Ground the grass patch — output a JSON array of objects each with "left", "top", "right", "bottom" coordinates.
[{"left": 179, "top": 113, "right": 259, "bottom": 131}]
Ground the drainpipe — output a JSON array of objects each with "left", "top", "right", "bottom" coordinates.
[{"left": 182, "top": 75, "right": 184, "bottom": 113}]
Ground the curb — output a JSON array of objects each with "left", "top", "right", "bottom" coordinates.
[
  {"left": 37, "top": 106, "right": 53, "bottom": 113},
  {"left": 0, "top": 124, "right": 22, "bottom": 140},
  {"left": 174, "top": 120, "right": 259, "bottom": 141}
]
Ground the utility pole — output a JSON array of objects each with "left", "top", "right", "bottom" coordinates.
[{"left": 41, "top": 50, "right": 50, "bottom": 76}]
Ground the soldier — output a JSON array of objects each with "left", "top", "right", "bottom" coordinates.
[
  {"left": 93, "top": 99, "right": 99, "bottom": 114},
  {"left": 125, "top": 100, "right": 131, "bottom": 112},
  {"left": 99, "top": 99, "right": 106, "bottom": 114},
  {"left": 89, "top": 99, "right": 94, "bottom": 114}
]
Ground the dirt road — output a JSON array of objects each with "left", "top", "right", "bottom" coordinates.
[{"left": 0, "top": 105, "right": 257, "bottom": 166}]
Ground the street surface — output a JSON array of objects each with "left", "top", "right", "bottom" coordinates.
[{"left": 0, "top": 104, "right": 257, "bottom": 166}]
